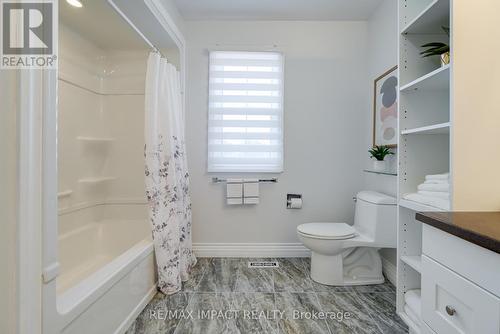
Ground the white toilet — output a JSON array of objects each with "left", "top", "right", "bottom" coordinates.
[{"left": 297, "top": 191, "right": 397, "bottom": 286}]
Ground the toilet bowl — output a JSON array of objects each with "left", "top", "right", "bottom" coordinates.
[{"left": 297, "top": 191, "right": 397, "bottom": 286}]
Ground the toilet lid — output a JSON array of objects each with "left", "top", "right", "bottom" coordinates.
[{"left": 297, "top": 223, "right": 356, "bottom": 239}]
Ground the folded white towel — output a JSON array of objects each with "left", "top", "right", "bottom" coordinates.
[
  {"left": 227, "top": 180, "right": 243, "bottom": 205},
  {"left": 404, "top": 289, "right": 422, "bottom": 318},
  {"left": 417, "top": 190, "right": 449, "bottom": 199},
  {"left": 243, "top": 179, "right": 259, "bottom": 205},
  {"left": 404, "top": 305, "right": 421, "bottom": 327},
  {"left": 425, "top": 173, "right": 449, "bottom": 181},
  {"left": 403, "top": 193, "right": 450, "bottom": 210},
  {"left": 418, "top": 183, "right": 449, "bottom": 192}
]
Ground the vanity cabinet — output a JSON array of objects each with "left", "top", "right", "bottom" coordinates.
[{"left": 421, "top": 223, "right": 500, "bottom": 334}]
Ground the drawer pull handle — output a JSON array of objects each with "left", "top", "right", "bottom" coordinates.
[{"left": 445, "top": 305, "right": 456, "bottom": 316}]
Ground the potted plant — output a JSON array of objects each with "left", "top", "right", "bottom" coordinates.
[
  {"left": 369, "top": 145, "right": 394, "bottom": 172},
  {"left": 420, "top": 26, "right": 450, "bottom": 66}
]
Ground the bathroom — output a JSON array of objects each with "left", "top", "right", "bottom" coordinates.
[{"left": 1, "top": 0, "right": 499, "bottom": 334}]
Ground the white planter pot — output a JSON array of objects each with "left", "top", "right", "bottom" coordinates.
[{"left": 373, "top": 160, "right": 386, "bottom": 172}]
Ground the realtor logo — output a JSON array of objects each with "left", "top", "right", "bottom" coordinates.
[{"left": 1, "top": 0, "right": 57, "bottom": 69}]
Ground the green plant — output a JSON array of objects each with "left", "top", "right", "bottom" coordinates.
[
  {"left": 369, "top": 145, "right": 394, "bottom": 161},
  {"left": 420, "top": 26, "right": 450, "bottom": 58}
]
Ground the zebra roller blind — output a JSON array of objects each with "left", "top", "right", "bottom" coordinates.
[{"left": 208, "top": 51, "right": 284, "bottom": 173}]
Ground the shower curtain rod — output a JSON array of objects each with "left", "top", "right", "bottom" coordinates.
[{"left": 107, "top": 0, "right": 167, "bottom": 59}]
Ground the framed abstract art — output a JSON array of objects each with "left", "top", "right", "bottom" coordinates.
[{"left": 373, "top": 65, "right": 398, "bottom": 148}]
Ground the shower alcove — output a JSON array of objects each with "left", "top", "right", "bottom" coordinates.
[{"left": 41, "top": 1, "right": 185, "bottom": 333}]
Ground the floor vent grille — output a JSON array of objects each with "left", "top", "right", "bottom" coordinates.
[{"left": 247, "top": 261, "right": 279, "bottom": 268}]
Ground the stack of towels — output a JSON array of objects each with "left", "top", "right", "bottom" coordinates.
[
  {"left": 404, "top": 289, "right": 422, "bottom": 327},
  {"left": 403, "top": 173, "right": 450, "bottom": 210},
  {"left": 226, "top": 178, "right": 259, "bottom": 205}
]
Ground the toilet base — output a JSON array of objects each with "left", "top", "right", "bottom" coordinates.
[{"left": 310, "top": 247, "right": 385, "bottom": 286}]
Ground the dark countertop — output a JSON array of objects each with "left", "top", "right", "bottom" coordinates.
[{"left": 416, "top": 212, "right": 500, "bottom": 254}]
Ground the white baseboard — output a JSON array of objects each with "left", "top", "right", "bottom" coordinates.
[
  {"left": 193, "top": 243, "right": 310, "bottom": 258},
  {"left": 381, "top": 257, "right": 397, "bottom": 286}
]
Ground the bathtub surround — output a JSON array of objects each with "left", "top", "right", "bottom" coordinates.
[
  {"left": 144, "top": 52, "right": 196, "bottom": 294},
  {"left": 125, "top": 257, "right": 407, "bottom": 334}
]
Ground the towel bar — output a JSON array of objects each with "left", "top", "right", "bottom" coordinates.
[{"left": 212, "top": 177, "right": 277, "bottom": 183}]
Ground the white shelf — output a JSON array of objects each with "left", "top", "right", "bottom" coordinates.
[
  {"left": 399, "top": 198, "right": 445, "bottom": 212},
  {"left": 401, "top": 122, "right": 450, "bottom": 135},
  {"left": 78, "top": 176, "right": 117, "bottom": 184},
  {"left": 77, "top": 136, "right": 115, "bottom": 143},
  {"left": 57, "top": 190, "right": 73, "bottom": 198},
  {"left": 363, "top": 169, "right": 397, "bottom": 176},
  {"left": 401, "top": 0, "right": 450, "bottom": 34},
  {"left": 401, "top": 255, "right": 422, "bottom": 273},
  {"left": 400, "top": 65, "right": 450, "bottom": 92}
]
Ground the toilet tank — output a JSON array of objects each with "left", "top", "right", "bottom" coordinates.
[{"left": 353, "top": 191, "right": 397, "bottom": 247}]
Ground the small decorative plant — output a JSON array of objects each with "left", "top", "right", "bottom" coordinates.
[
  {"left": 420, "top": 26, "right": 450, "bottom": 65},
  {"left": 369, "top": 145, "right": 394, "bottom": 161},
  {"left": 369, "top": 145, "right": 394, "bottom": 172}
]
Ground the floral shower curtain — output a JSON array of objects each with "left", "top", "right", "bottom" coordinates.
[{"left": 144, "top": 52, "right": 196, "bottom": 295}]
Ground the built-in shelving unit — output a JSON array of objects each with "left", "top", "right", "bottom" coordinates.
[
  {"left": 363, "top": 169, "right": 397, "bottom": 176},
  {"left": 397, "top": 1, "right": 451, "bottom": 332}
]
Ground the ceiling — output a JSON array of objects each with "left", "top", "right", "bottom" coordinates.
[
  {"left": 173, "top": 0, "right": 384, "bottom": 21},
  {"left": 59, "top": 0, "right": 148, "bottom": 50}
]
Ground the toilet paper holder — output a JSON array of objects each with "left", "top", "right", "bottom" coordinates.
[{"left": 287, "top": 194, "right": 302, "bottom": 209}]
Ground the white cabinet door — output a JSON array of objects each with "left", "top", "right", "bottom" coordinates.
[{"left": 422, "top": 255, "right": 500, "bottom": 334}]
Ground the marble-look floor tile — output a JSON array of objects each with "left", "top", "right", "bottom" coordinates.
[
  {"left": 352, "top": 281, "right": 396, "bottom": 294},
  {"left": 275, "top": 292, "right": 330, "bottom": 334},
  {"left": 196, "top": 258, "right": 239, "bottom": 292},
  {"left": 174, "top": 293, "right": 240, "bottom": 334},
  {"left": 355, "top": 292, "right": 396, "bottom": 314},
  {"left": 233, "top": 258, "right": 274, "bottom": 293},
  {"left": 182, "top": 257, "right": 211, "bottom": 292},
  {"left": 127, "top": 292, "right": 190, "bottom": 334},
  {"left": 315, "top": 291, "right": 382, "bottom": 334},
  {"left": 273, "top": 258, "right": 314, "bottom": 293},
  {"left": 369, "top": 311, "right": 408, "bottom": 334},
  {"left": 225, "top": 292, "right": 279, "bottom": 334}
]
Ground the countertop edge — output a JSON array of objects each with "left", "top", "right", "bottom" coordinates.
[{"left": 416, "top": 212, "right": 500, "bottom": 254}]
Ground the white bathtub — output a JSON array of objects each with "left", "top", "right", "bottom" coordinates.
[{"left": 44, "top": 214, "right": 156, "bottom": 334}]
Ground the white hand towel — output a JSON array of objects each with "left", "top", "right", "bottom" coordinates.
[
  {"left": 425, "top": 173, "right": 449, "bottom": 181},
  {"left": 418, "top": 183, "right": 449, "bottom": 192},
  {"left": 226, "top": 179, "right": 243, "bottom": 205},
  {"left": 403, "top": 193, "right": 450, "bottom": 211},
  {"left": 417, "top": 190, "right": 449, "bottom": 199},
  {"left": 404, "top": 289, "right": 422, "bottom": 318},
  {"left": 243, "top": 178, "right": 259, "bottom": 205}
]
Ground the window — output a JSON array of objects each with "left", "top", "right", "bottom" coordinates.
[{"left": 207, "top": 51, "right": 284, "bottom": 173}]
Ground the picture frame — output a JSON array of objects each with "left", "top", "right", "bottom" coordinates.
[{"left": 373, "top": 65, "right": 398, "bottom": 148}]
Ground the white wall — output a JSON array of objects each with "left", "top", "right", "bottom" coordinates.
[
  {"left": 365, "top": 0, "right": 398, "bottom": 264},
  {"left": 185, "top": 21, "right": 369, "bottom": 248}
]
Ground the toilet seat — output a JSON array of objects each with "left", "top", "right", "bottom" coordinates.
[{"left": 297, "top": 223, "right": 356, "bottom": 240}]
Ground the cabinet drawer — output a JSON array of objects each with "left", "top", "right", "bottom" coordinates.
[{"left": 422, "top": 255, "right": 500, "bottom": 334}]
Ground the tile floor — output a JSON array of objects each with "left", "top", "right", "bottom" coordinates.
[{"left": 125, "top": 258, "right": 408, "bottom": 334}]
